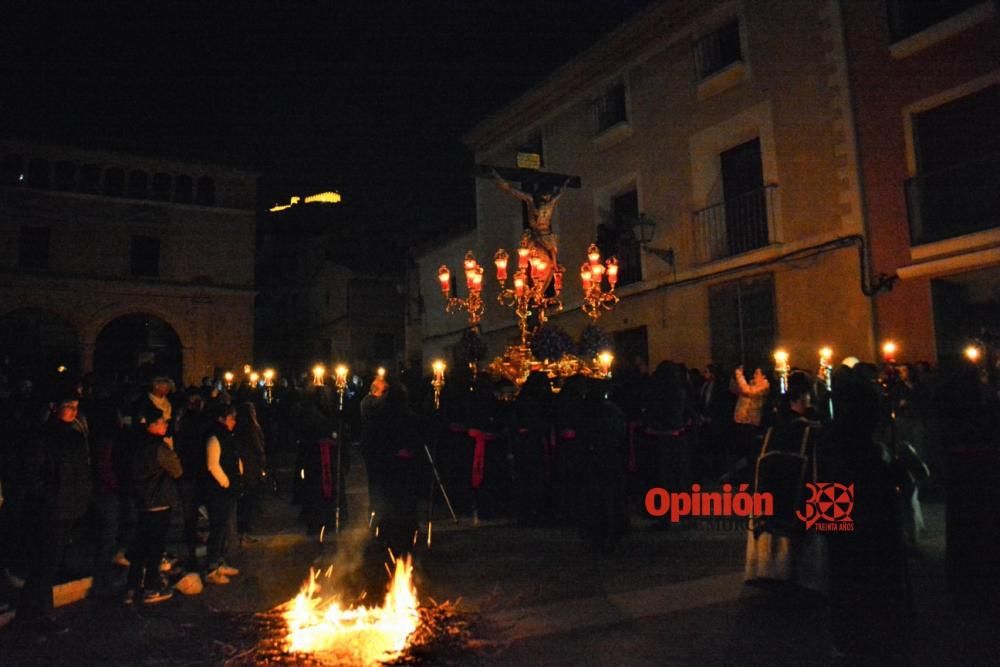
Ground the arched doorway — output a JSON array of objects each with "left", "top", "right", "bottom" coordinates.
[
  {"left": 94, "top": 313, "right": 182, "bottom": 384},
  {"left": 0, "top": 307, "right": 80, "bottom": 381}
]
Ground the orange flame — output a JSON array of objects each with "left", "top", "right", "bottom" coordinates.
[{"left": 283, "top": 556, "right": 419, "bottom": 665}]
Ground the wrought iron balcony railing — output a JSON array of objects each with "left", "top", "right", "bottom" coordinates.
[
  {"left": 906, "top": 153, "right": 1000, "bottom": 246},
  {"left": 693, "top": 185, "right": 775, "bottom": 264}
]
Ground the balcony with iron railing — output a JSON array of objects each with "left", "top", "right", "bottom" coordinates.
[
  {"left": 693, "top": 185, "right": 776, "bottom": 264},
  {"left": 906, "top": 153, "right": 1000, "bottom": 246}
]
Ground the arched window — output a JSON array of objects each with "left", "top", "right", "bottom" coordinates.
[
  {"left": 104, "top": 167, "right": 125, "bottom": 197},
  {"left": 54, "top": 161, "right": 76, "bottom": 191},
  {"left": 196, "top": 176, "right": 215, "bottom": 206},
  {"left": 27, "top": 158, "right": 50, "bottom": 189},
  {"left": 152, "top": 172, "right": 171, "bottom": 201},
  {"left": 127, "top": 170, "right": 149, "bottom": 198},
  {"left": 174, "top": 174, "right": 193, "bottom": 203}
]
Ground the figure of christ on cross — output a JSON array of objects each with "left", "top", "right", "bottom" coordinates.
[{"left": 487, "top": 166, "right": 579, "bottom": 270}]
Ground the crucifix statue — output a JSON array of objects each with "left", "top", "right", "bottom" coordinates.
[{"left": 476, "top": 164, "right": 581, "bottom": 269}]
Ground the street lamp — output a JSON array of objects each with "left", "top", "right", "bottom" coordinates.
[{"left": 632, "top": 213, "right": 675, "bottom": 265}]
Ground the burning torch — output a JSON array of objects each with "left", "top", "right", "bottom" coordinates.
[
  {"left": 819, "top": 346, "right": 833, "bottom": 419},
  {"left": 426, "top": 359, "right": 458, "bottom": 545},
  {"left": 263, "top": 368, "right": 275, "bottom": 404},
  {"left": 774, "top": 349, "right": 790, "bottom": 395},
  {"left": 431, "top": 359, "right": 446, "bottom": 410},
  {"left": 333, "top": 363, "right": 349, "bottom": 535}
]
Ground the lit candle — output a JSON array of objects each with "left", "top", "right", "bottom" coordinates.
[
  {"left": 471, "top": 267, "right": 483, "bottom": 291},
  {"left": 580, "top": 263, "right": 592, "bottom": 291},
  {"left": 598, "top": 350, "right": 614, "bottom": 376},
  {"left": 773, "top": 349, "right": 789, "bottom": 372},
  {"left": 882, "top": 341, "right": 897, "bottom": 363},
  {"left": 377, "top": 366, "right": 386, "bottom": 380},
  {"left": 494, "top": 249, "right": 508, "bottom": 282},
  {"left": 335, "top": 364, "right": 349, "bottom": 388},
  {"left": 517, "top": 243, "right": 530, "bottom": 269},
  {"left": 249, "top": 371, "right": 260, "bottom": 385},
  {"left": 530, "top": 255, "right": 541, "bottom": 280},
  {"left": 514, "top": 273, "right": 526, "bottom": 297},
  {"left": 312, "top": 364, "right": 325, "bottom": 386},
  {"left": 263, "top": 368, "right": 275, "bottom": 384},
  {"left": 463, "top": 252, "right": 476, "bottom": 272},
  {"left": 964, "top": 345, "right": 980, "bottom": 363},
  {"left": 243, "top": 364, "right": 252, "bottom": 375},
  {"left": 587, "top": 243, "right": 601, "bottom": 266},
  {"left": 819, "top": 346, "right": 833, "bottom": 365},
  {"left": 553, "top": 267, "right": 564, "bottom": 293},
  {"left": 437, "top": 266, "right": 451, "bottom": 295},
  {"left": 773, "top": 349, "right": 789, "bottom": 395},
  {"left": 432, "top": 360, "right": 446, "bottom": 383},
  {"left": 223, "top": 371, "right": 234, "bottom": 385},
  {"left": 606, "top": 257, "right": 619, "bottom": 286}
]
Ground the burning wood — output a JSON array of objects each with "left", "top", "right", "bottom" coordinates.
[{"left": 279, "top": 556, "right": 419, "bottom": 665}]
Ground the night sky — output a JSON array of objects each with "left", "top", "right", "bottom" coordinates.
[{"left": 1, "top": 1, "right": 651, "bottom": 242}]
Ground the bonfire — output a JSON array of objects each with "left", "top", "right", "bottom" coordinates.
[{"left": 282, "top": 555, "right": 419, "bottom": 666}]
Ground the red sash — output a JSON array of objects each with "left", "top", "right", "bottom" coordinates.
[
  {"left": 467, "top": 428, "right": 497, "bottom": 489},
  {"left": 317, "top": 438, "right": 335, "bottom": 501}
]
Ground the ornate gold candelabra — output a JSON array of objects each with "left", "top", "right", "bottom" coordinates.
[
  {"left": 580, "top": 243, "right": 619, "bottom": 322},
  {"left": 437, "top": 252, "right": 485, "bottom": 325},
  {"left": 494, "top": 233, "right": 564, "bottom": 343}
]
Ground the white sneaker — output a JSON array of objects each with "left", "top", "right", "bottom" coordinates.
[{"left": 205, "top": 569, "right": 230, "bottom": 585}]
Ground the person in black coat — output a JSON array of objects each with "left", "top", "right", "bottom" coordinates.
[
  {"left": 374, "top": 383, "right": 423, "bottom": 557},
  {"left": 512, "top": 372, "right": 552, "bottom": 525},
  {"left": 125, "top": 406, "right": 182, "bottom": 604},
  {"left": 15, "top": 394, "right": 92, "bottom": 636}
]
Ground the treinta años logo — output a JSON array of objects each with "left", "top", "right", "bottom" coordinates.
[{"left": 795, "top": 482, "right": 855, "bottom": 531}]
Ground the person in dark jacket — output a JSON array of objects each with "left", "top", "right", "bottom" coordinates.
[
  {"left": 173, "top": 392, "right": 209, "bottom": 570},
  {"left": 235, "top": 402, "right": 268, "bottom": 544},
  {"left": 125, "top": 406, "right": 182, "bottom": 605},
  {"left": 15, "top": 394, "right": 93, "bottom": 636},
  {"left": 204, "top": 404, "right": 242, "bottom": 584}
]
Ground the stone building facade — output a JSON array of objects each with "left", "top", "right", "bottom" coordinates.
[
  {"left": 0, "top": 139, "right": 257, "bottom": 386},
  {"left": 415, "top": 0, "right": 879, "bottom": 373},
  {"left": 842, "top": 0, "right": 999, "bottom": 364}
]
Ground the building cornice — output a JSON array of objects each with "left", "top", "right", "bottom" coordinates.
[
  {"left": 0, "top": 269, "right": 256, "bottom": 297},
  {"left": 461, "top": 0, "right": 702, "bottom": 153}
]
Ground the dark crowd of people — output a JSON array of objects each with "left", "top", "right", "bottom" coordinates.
[
  {"left": 1, "top": 348, "right": 997, "bottom": 658},
  {"left": 0, "top": 371, "right": 273, "bottom": 639}
]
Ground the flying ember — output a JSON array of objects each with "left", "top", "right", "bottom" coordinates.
[{"left": 282, "top": 556, "right": 419, "bottom": 665}]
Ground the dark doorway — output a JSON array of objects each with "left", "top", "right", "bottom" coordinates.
[
  {"left": 0, "top": 308, "right": 79, "bottom": 380},
  {"left": 94, "top": 314, "right": 182, "bottom": 384}
]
